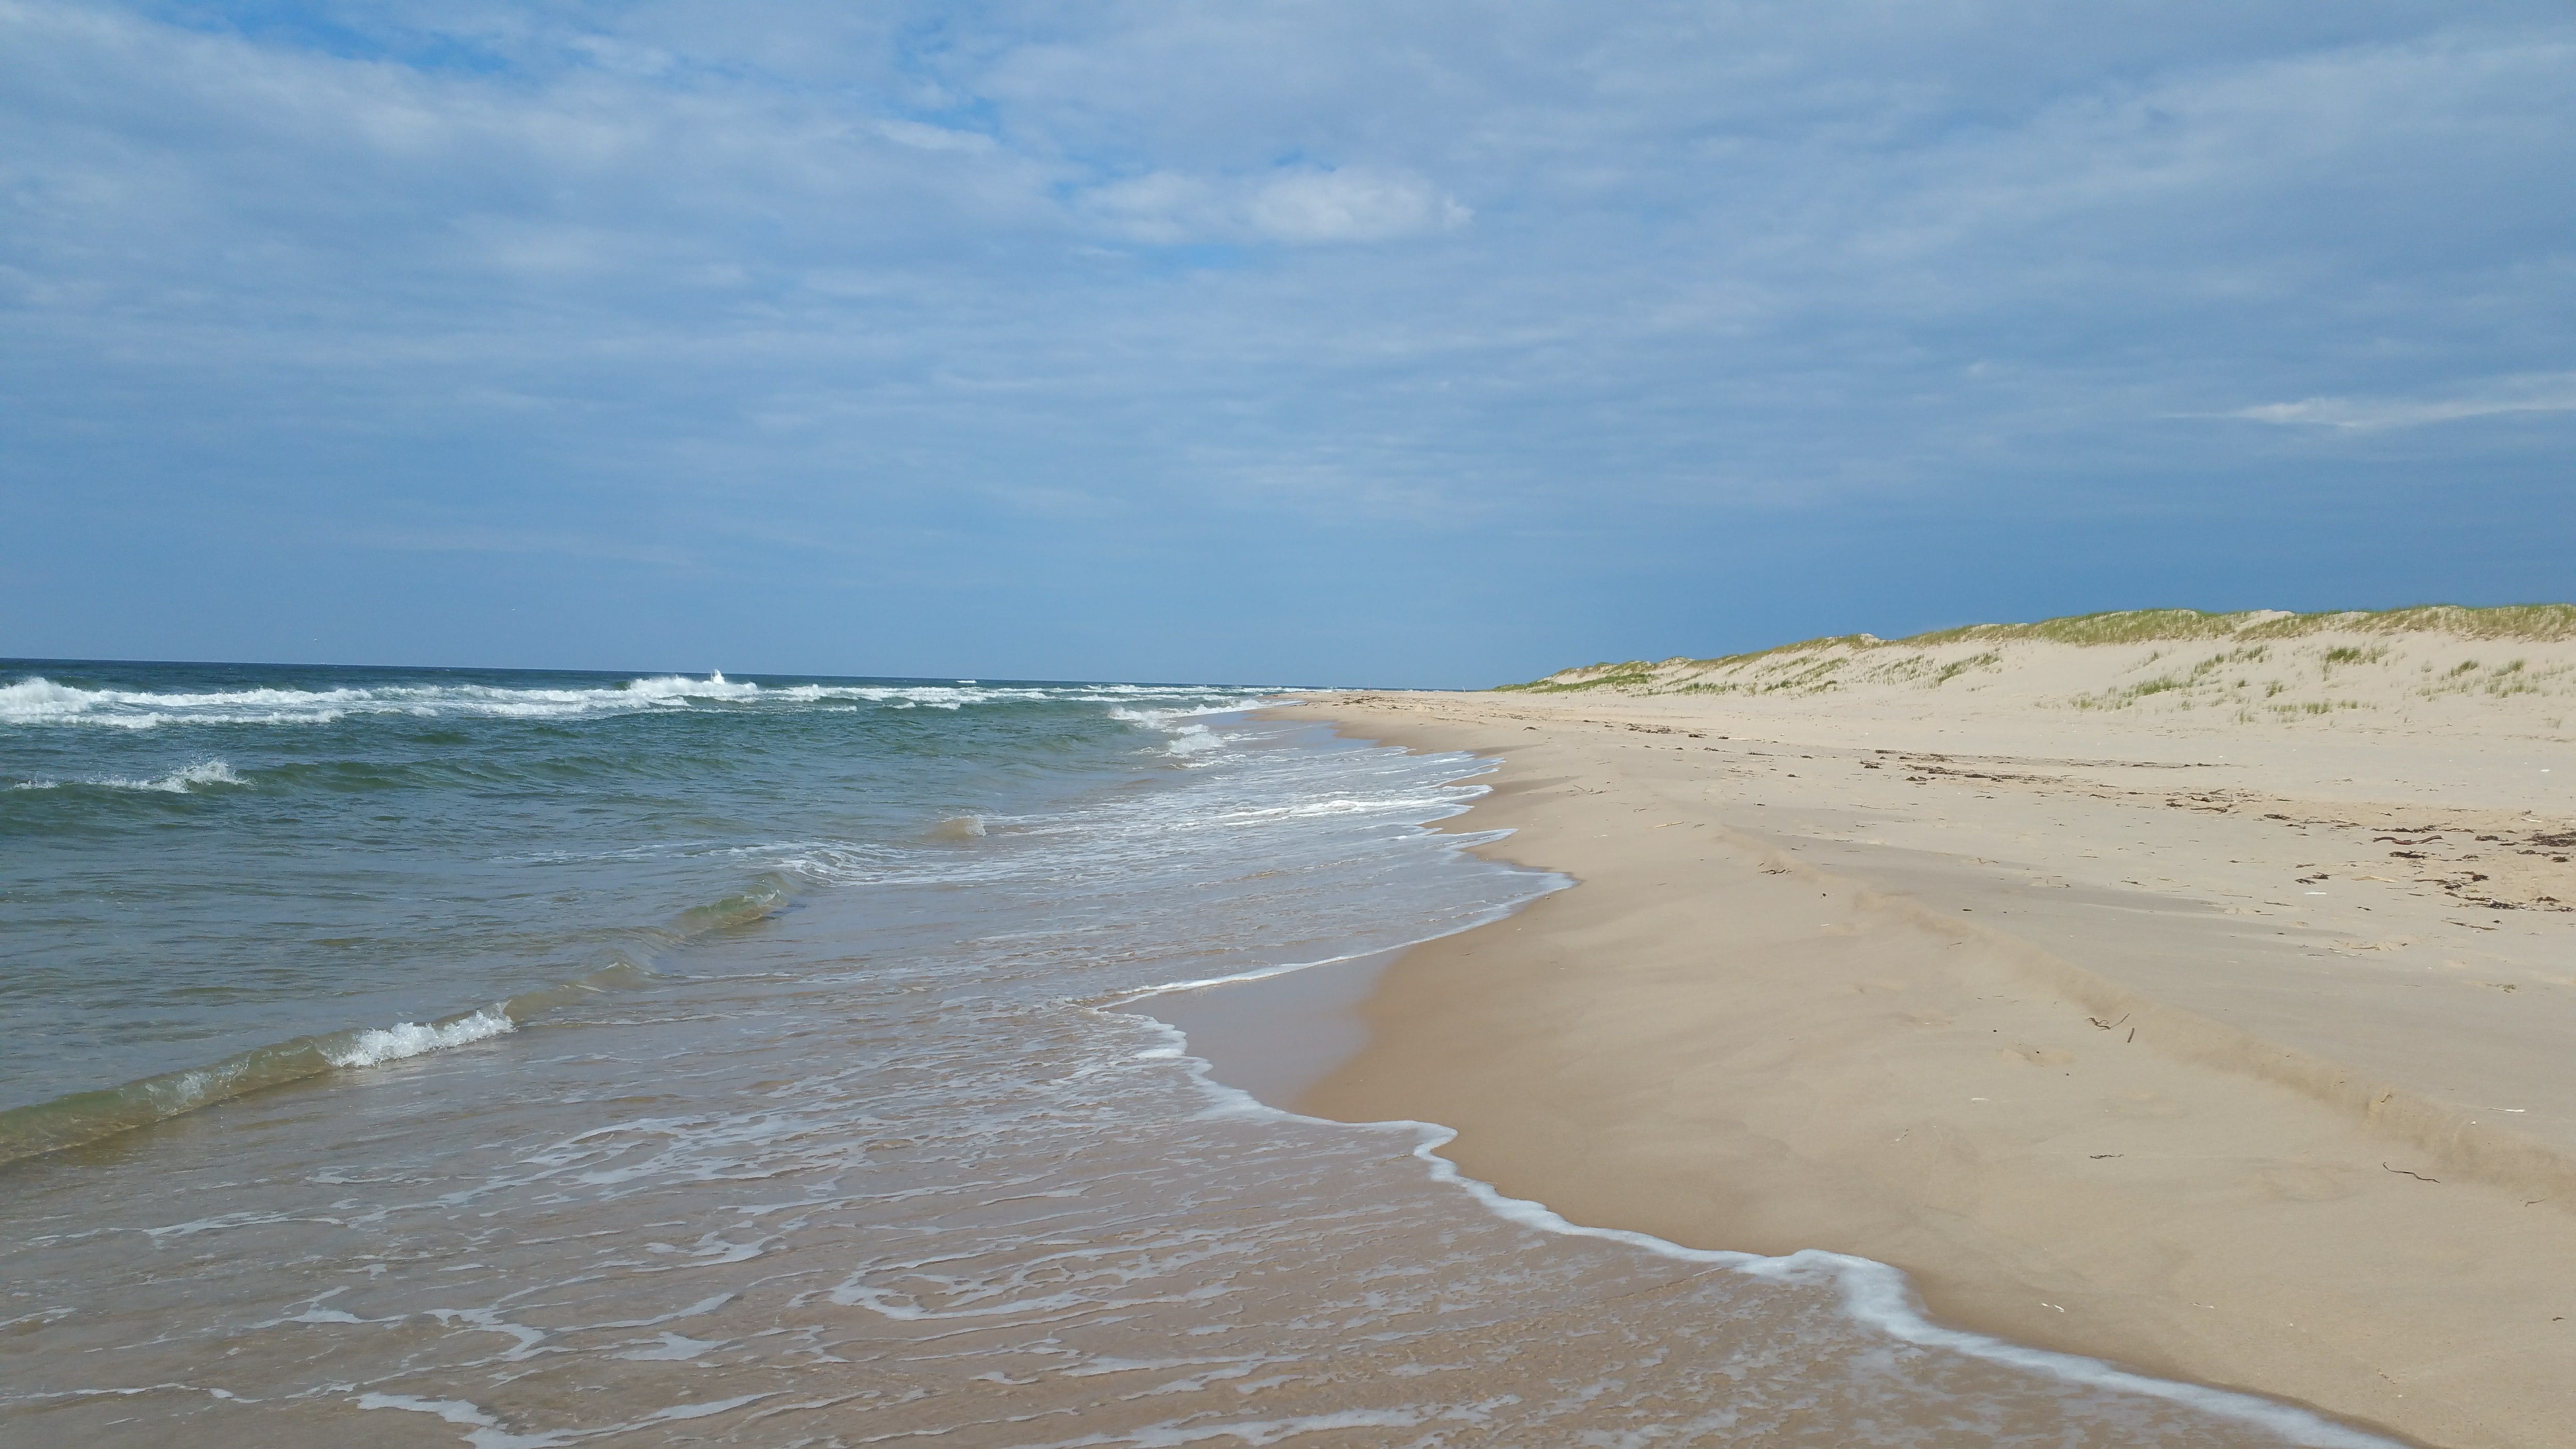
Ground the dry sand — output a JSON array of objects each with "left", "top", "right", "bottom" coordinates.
[{"left": 1270, "top": 613, "right": 2576, "bottom": 1449}]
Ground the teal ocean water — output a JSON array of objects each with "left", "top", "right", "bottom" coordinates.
[
  {"left": 0, "top": 660, "right": 2390, "bottom": 1447},
  {"left": 0, "top": 661, "right": 1316, "bottom": 1154}
]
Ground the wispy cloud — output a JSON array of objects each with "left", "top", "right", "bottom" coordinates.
[
  {"left": 3, "top": 0, "right": 2573, "bottom": 680},
  {"left": 2226, "top": 374, "right": 2576, "bottom": 430},
  {"left": 1079, "top": 165, "right": 1469, "bottom": 245}
]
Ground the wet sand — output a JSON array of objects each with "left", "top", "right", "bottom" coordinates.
[
  {"left": 1128, "top": 946, "right": 1402, "bottom": 1107},
  {"left": 1263, "top": 678, "right": 2576, "bottom": 1449}
]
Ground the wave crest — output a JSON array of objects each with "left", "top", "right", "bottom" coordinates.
[
  {"left": 10, "top": 759, "right": 245, "bottom": 793},
  {"left": 324, "top": 1008, "right": 516, "bottom": 1069},
  {"left": 3, "top": 673, "right": 1272, "bottom": 729},
  {"left": 0, "top": 1003, "right": 521, "bottom": 1164}
]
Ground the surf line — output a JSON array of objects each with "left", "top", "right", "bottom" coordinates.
[{"left": 1098, "top": 934, "right": 2398, "bottom": 1449}]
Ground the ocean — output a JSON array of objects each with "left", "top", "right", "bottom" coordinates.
[{"left": 0, "top": 660, "right": 2386, "bottom": 1447}]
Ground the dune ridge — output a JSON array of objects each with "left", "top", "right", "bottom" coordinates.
[{"left": 1509, "top": 604, "right": 2576, "bottom": 728}]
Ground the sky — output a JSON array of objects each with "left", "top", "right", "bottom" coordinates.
[{"left": 3, "top": 1, "right": 2571, "bottom": 687}]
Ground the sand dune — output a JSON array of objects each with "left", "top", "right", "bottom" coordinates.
[
  {"left": 1279, "top": 606, "right": 2576, "bottom": 1449},
  {"left": 1523, "top": 604, "right": 2576, "bottom": 741}
]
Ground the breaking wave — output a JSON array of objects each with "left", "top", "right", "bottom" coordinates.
[
  {"left": 9, "top": 759, "right": 244, "bottom": 792},
  {"left": 0, "top": 1003, "right": 523, "bottom": 1165},
  {"left": 324, "top": 1008, "right": 516, "bottom": 1069},
  {"left": 1, "top": 672, "right": 1272, "bottom": 731},
  {"left": 0, "top": 877, "right": 791, "bottom": 1165}
]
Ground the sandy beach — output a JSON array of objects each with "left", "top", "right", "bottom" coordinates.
[{"left": 1268, "top": 612, "right": 2576, "bottom": 1449}]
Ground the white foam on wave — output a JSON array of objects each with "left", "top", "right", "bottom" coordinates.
[
  {"left": 150, "top": 760, "right": 245, "bottom": 791},
  {"left": 2, "top": 676, "right": 380, "bottom": 729},
  {"left": 619, "top": 671, "right": 762, "bottom": 703},
  {"left": 325, "top": 1008, "right": 516, "bottom": 1069},
  {"left": 1108, "top": 702, "right": 1251, "bottom": 727},
  {"left": 1110, "top": 703, "right": 1257, "bottom": 764},
  {"left": 0, "top": 676, "right": 94, "bottom": 721},
  {"left": 1161, "top": 724, "right": 1225, "bottom": 757},
  {"left": 772, "top": 737, "right": 1496, "bottom": 897},
  {"left": 10, "top": 760, "right": 246, "bottom": 793},
  {"left": 3, "top": 672, "right": 1273, "bottom": 730}
]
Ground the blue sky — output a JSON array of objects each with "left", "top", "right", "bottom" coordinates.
[{"left": 4, "top": 1, "right": 2571, "bottom": 686}]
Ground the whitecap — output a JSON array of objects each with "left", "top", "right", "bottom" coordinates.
[
  {"left": 0, "top": 672, "right": 758, "bottom": 728},
  {"left": 325, "top": 1008, "right": 516, "bottom": 1069},
  {"left": 1162, "top": 725, "right": 1226, "bottom": 757},
  {"left": 9, "top": 760, "right": 245, "bottom": 793},
  {"left": 619, "top": 671, "right": 763, "bottom": 703}
]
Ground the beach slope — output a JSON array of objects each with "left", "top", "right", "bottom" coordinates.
[{"left": 1281, "top": 609, "right": 2576, "bottom": 1449}]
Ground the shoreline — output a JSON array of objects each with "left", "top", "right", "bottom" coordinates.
[{"left": 1259, "top": 691, "right": 2576, "bottom": 1449}]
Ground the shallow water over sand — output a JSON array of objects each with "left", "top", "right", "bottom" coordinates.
[{"left": 0, "top": 668, "right": 2387, "bottom": 1446}]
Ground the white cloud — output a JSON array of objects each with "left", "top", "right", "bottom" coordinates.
[
  {"left": 4, "top": 0, "right": 2574, "bottom": 678},
  {"left": 874, "top": 119, "right": 997, "bottom": 154},
  {"left": 1079, "top": 165, "right": 1467, "bottom": 245},
  {"left": 1244, "top": 168, "right": 1470, "bottom": 243},
  {"left": 1077, "top": 170, "right": 1224, "bottom": 244},
  {"left": 2227, "top": 374, "right": 2576, "bottom": 430}
]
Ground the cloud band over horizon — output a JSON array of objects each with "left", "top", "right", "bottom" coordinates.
[{"left": 3, "top": 1, "right": 2571, "bottom": 684}]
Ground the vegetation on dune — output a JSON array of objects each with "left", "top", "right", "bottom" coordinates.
[
  {"left": 1494, "top": 663, "right": 1658, "bottom": 692},
  {"left": 1905, "top": 608, "right": 2255, "bottom": 648},
  {"left": 1900, "top": 603, "right": 2576, "bottom": 651},
  {"left": 1495, "top": 603, "right": 2576, "bottom": 701}
]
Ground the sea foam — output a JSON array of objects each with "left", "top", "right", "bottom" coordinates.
[
  {"left": 2, "top": 672, "right": 1270, "bottom": 729},
  {"left": 325, "top": 1008, "right": 517, "bottom": 1069},
  {"left": 9, "top": 760, "right": 245, "bottom": 792}
]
